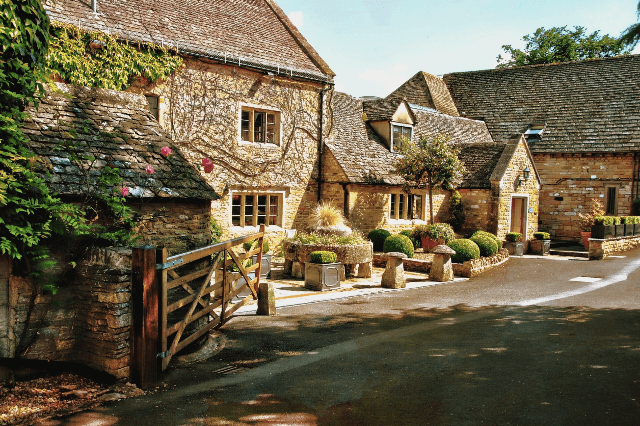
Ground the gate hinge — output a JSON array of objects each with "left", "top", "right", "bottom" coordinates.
[
  {"left": 156, "top": 258, "right": 183, "bottom": 270},
  {"left": 157, "top": 350, "right": 171, "bottom": 359}
]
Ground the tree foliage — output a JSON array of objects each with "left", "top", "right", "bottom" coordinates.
[
  {"left": 621, "top": 1, "right": 640, "bottom": 48},
  {"left": 393, "top": 134, "right": 466, "bottom": 224},
  {"left": 496, "top": 26, "right": 631, "bottom": 68}
]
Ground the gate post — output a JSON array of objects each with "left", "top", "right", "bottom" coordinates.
[{"left": 131, "top": 245, "right": 159, "bottom": 389}]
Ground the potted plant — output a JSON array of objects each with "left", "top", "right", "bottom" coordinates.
[
  {"left": 635, "top": 217, "right": 640, "bottom": 236},
  {"left": 530, "top": 231, "right": 550, "bottom": 255},
  {"left": 621, "top": 217, "right": 635, "bottom": 237},
  {"left": 305, "top": 251, "right": 341, "bottom": 291},
  {"left": 412, "top": 223, "right": 455, "bottom": 253},
  {"left": 244, "top": 240, "right": 272, "bottom": 278},
  {"left": 578, "top": 199, "right": 604, "bottom": 249},
  {"left": 591, "top": 216, "right": 615, "bottom": 239},
  {"left": 613, "top": 216, "right": 624, "bottom": 237},
  {"left": 504, "top": 232, "right": 524, "bottom": 256}
]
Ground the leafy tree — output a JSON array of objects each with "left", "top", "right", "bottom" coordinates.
[
  {"left": 621, "top": 1, "right": 640, "bottom": 48},
  {"left": 496, "top": 26, "right": 632, "bottom": 68},
  {"left": 393, "top": 135, "right": 466, "bottom": 224}
]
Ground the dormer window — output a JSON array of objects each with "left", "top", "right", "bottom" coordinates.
[
  {"left": 391, "top": 123, "right": 412, "bottom": 152},
  {"left": 524, "top": 124, "right": 544, "bottom": 141}
]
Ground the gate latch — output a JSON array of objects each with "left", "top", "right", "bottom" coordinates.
[
  {"left": 157, "top": 350, "right": 171, "bottom": 359},
  {"left": 156, "top": 258, "right": 183, "bottom": 270}
]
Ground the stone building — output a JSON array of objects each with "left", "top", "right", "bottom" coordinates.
[
  {"left": 45, "top": 0, "right": 336, "bottom": 249},
  {"left": 444, "top": 55, "right": 640, "bottom": 241},
  {"left": 326, "top": 88, "right": 540, "bottom": 239}
]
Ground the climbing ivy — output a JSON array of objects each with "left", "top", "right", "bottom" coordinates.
[{"left": 46, "top": 23, "right": 183, "bottom": 90}]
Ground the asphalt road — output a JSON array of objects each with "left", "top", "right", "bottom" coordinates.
[{"left": 43, "top": 248, "right": 640, "bottom": 426}]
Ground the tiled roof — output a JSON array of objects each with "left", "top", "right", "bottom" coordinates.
[
  {"left": 22, "top": 83, "right": 219, "bottom": 200},
  {"left": 386, "top": 72, "right": 459, "bottom": 117},
  {"left": 362, "top": 98, "right": 403, "bottom": 122},
  {"left": 329, "top": 92, "right": 503, "bottom": 188},
  {"left": 443, "top": 55, "right": 640, "bottom": 153},
  {"left": 44, "top": 0, "right": 334, "bottom": 82}
]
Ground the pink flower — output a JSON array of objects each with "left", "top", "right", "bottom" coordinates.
[
  {"left": 202, "top": 158, "right": 214, "bottom": 173},
  {"left": 160, "top": 146, "right": 172, "bottom": 157},
  {"left": 120, "top": 186, "right": 129, "bottom": 197},
  {"left": 145, "top": 164, "right": 154, "bottom": 174}
]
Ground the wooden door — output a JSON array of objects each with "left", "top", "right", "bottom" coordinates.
[{"left": 510, "top": 197, "right": 526, "bottom": 234}]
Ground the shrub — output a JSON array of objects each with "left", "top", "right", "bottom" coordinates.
[
  {"left": 210, "top": 217, "right": 223, "bottom": 243},
  {"left": 621, "top": 216, "right": 640, "bottom": 225},
  {"left": 446, "top": 190, "right": 466, "bottom": 231},
  {"left": 533, "top": 232, "right": 550, "bottom": 240},
  {"left": 383, "top": 234, "right": 415, "bottom": 258},
  {"left": 505, "top": 232, "right": 523, "bottom": 242},
  {"left": 368, "top": 229, "right": 391, "bottom": 252},
  {"left": 412, "top": 223, "right": 455, "bottom": 243},
  {"left": 243, "top": 240, "right": 270, "bottom": 254},
  {"left": 472, "top": 230, "right": 502, "bottom": 250},
  {"left": 595, "top": 216, "right": 620, "bottom": 226},
  {"left": 291, "top": 231, "right": 367, "bottom": 246},
  {"left": 470, "top": 234, "right": 499, "bottom": 257},
  {"left": 308, "top": 201, "right": 344, "bottom": 228},
  {"left": 309, "top": 251, "right": 337, "bottom": 264},
  {"left": 633, "top": 199, "right": 640, "bottom": 216},
  {"left": 400, "top": 229, "right": 419, "bottom": 249},
  {"left": 448, "top": 239, "right": 480, "bottom": 263},
  {"left": 578, "top": 199, "right": 604, "bottom": 231}
]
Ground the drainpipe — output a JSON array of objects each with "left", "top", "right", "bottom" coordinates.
[
  {"left": 92, "top": 0, "right": 98, "bottom": 13},
  {"left": 317, "top": 84, "right": 333, "bottom": 201}
]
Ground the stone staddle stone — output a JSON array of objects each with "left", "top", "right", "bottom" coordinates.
[
  {"left": 381, "top": 252, "right": 407, "bottom": 289},
  {"left": 431, "top": 245, "right": 455, "bottom": 282}
]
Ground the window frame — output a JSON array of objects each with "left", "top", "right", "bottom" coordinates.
[
  {"left": 145, "top": 95, "right": 159, "bottom": 120},
  {"left": 239, "top": 103, "right": 281, "bottom": 146},
  {"left": 389, "top": 192, "right": 425, "bottom": 222},
  {"left": 230, "top": 190, "right": 285, "bottom": 229},
  {"left": 390, "top": 122, "right": 412, "bottom": 152}
]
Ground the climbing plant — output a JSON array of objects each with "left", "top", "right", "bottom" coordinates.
[{"left": 46, "top": 23, "right": 183, "bottom": 90}]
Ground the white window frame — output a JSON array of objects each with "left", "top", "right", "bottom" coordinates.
[
  {"left": 229, "top": 190, "right": 286, "bottom": 229},
  {"left": 238, "top": 103, "right": 282, "bottom": 146},
  {"left": 390, "top": 122, "right": 412, "bottom": 152},
  {"left": 389, "top": 192, "right": 425, "bottom": 222}
]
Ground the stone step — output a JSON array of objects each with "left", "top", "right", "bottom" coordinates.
[{"left": 549, "top": 249, "right": 589, "bottom": 258}]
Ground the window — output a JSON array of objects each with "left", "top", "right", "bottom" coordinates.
[
  {"left": 524, "top": 124, "right": 544, "bottom": 142},
  {"left": 605, "top": 187, "right": 617, "bottom": 215},
  {"left": 389, "top": 193, "right": 423, "bottom": 220},
  {"left": 391, "top": 124, "right": 412, "bottom": 152},
  {"left": 146, "top": 95, "right": 159, "bottom": 120},
  {"left": 240, "top": 106, "right": 280, "bottom": 144},
  {"left": 231, "top": 193, "right": 282, "bottom": 227}
]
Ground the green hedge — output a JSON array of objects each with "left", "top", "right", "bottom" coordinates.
[
  {"left": 309, "top": 251, "right": 337, "bottom": 264},
  {"left": 505, "top": 232, "right": 523, "bottom": 242},
  {"left": 470, "top": 234, "right": 499, "bottom": 257},
  {"left": 472, "top": 230, "right": 502, "bottom": 250},
  {"left": 383, "top": 234, "right": 415, "bottom": 258},
  {"left": 448, "top": 239, "right": 480, "bottom": 263},
  {"left": 368, "top": 229, "right": 391, "bottom": 252}
]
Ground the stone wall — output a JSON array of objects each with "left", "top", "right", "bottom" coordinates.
[
  {"left": 452, "top": 248, "right": 510, "bottom": 278},
  {"left": 456, "top": 189, "right": 493, "bottom": 237},
  {"left": 4, "top": 248, "right": 132, "bottom": 379},
  {"left": 588, "top": 236, "right": 640, "bottom": 260},
  {"left": 534, "top": 153, "right": 634, "bottom": 241}
]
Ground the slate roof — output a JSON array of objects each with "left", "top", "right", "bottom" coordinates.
[
  {"left": 362, "top": 98, "right": 406, "bottom": 122},
  {"left": 22, "top": 83, "right": 219, "bottom": 200},
  {"left": 443, "top": 55, "right": 640, "bottom": 153},
  {"left": 386, "top": 72, "right": 459, "bottom": 117},
  {"left": 329, "top": 92, "right": 503, "bottom": 189},
  {"left": 44, "top": 0, "right": 334, "bottom": 82}
]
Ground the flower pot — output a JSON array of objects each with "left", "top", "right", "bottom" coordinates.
[
  {"left": 615, "top": 224, "right": 625, "bottom": 237},
  {"left": 624, "top": 224, "right": 634, "bottom": 237},
  {"left": 530, "top": 239, "right": 550, "bottom": 255},
  {"left": 305, "top": 262, "right": 341, "bottom": 291},
  {"left": 635, "top": 223, "right": 640, "bottom": 236},
  {"left": 420, "top": 237, "right": 444, "bottom": 253},
  {"left": 504, "top": 241, "right": 524, "bottom": 256},
  {"left": 591, "top": 224, "right": 614, "bottom": 239},
  {"left": 580, "top": 231, "right": 591, "bottom": 249},
  {"left": 251, "top": 254, "right": 272, "bottom": 278}
]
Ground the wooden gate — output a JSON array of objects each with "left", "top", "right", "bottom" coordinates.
[{"left": 131, "top": 225, "right": 265, "bottom": 388}]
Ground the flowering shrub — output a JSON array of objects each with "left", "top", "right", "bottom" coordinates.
[
  {"left": 145, "top": 164, "right": 154, "bottom": 174},
  {"left": 160, "top": 146, "right": 172, "bottom": 157},
  {"left": 202, "top": 158, "right": 214, "bottom": 173}
]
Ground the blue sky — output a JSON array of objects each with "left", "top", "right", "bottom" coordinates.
[{"left": 276, "top": 0, "right": 640, "bottom": 97}]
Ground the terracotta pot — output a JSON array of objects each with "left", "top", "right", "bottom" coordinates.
[
  {"left": 421, "top": 237, "right": 444, "bottom": 252},
  {"left": 580, "top": 231, "right": 591, "bottom": 249}
]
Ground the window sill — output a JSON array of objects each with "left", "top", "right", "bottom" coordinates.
[
  {"left": 229, "top": 225, "right": 284, "bottom": 233},
  {"left": 238, "top": 140, "right": 280, "bottom": 148},
  {"left": 388, "top": 219, "right": 426, "bottom": 225}
]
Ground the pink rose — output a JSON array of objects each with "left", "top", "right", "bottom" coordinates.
[
  {"left": 145, "top": 164, "right": 154, "bottom": 174},
  {"left": 120, "top": 186, "right": 129, "bottom": 197},
  {"left": 202, "top": 158, "right": 214, "bottom": 173},
  {"left": 160, "top": 146, "right": 172, "bottom": 157}
]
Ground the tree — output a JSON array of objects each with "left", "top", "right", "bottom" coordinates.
[
  {"left": 393, "top": 135, "right": 466, "bottom": 224},
  {"left": 621, "top": 1, "right": 640, "bottom": 48},
  {"left": 496, "top": 26, "right": 632, "bottom": 68}
]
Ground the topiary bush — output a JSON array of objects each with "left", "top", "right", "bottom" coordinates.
[
  {"left": 470, "top": 234, "right": 499, "bottom": 257},
  {"left": 383, "top": 234, "right": 415, "bottom": 258},
  {"left": 412, "top": 223, "right": 455, "bottom": 243},
  {"left": 400, "top": 229, "right": 419, "bottom": 249},
  {"left": 448, "top": 239, "right": 480, "bottom": 263},
  {"left": 472, "top": 230, "right": 502, "bottom": 250},
  {"left": 506, "top": 232, "right": 523, "bottom": 242},
  {"left": 533, "top": 231, "right": 550, "bottom": 240},
  {"left": 309, "top": 251, "right": 338, "bottom": 264},
  {"left": 368, "top": 228, "right": 391, "bottom": 252},
  {"left": 446, "top": 190, "right": 466, "bottom": 231}
]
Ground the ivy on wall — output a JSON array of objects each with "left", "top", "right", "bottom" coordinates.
[{"left": 46, "top": 23, "right": 183, "bottom": 90}]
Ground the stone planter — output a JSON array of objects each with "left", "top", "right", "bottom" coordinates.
[
  {"left": 504, "top": 241, "right": 524, "bottom": 256},
  {"left": 591, "top": 224, "right": 614, "bottom": 240},
  {"left": 624, "top": 224, "right": 635, "bottom": 237},
  {"left": 636, "top": 223, "right": 640, "bottom": 236},
  {"left": 251, "top": 254, "right": 272, "bottom": 278},
  {"left": 530, "top": 239, "right": 550, "bottom": 255},
  {"left": 284, "top": 241, "right": 372, "bottom": 279},
  {"left": 580, "top": 232, "right": 591, "bottom": 249},
  {"left": 615, "top": 224, "right": 625, "bottom": 237},
  {"left": 305, "top": 262, "right": 341, "bottom": 291}
]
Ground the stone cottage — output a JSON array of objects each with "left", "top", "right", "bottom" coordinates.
[
  {"left": 0, "top": 83, "right": 218, "bottom": 376},
  {"left": 325, "top": 87, "right": 540, "bottom": 239},
  {"left": 45, "top": 0, "right": 336, "bottom": 249},
  {"left": 444, "top": 55, "right": 640, "bottom": 241}
]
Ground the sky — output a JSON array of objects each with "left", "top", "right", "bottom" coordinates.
[{"left": 275, "top": 0, "right": 640, "bottom": 98}]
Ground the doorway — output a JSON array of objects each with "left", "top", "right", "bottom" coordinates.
[{"left": 510, "top": 196, "right": 528, "bottom": 235}]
